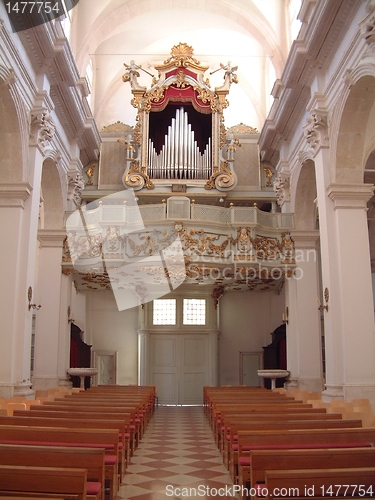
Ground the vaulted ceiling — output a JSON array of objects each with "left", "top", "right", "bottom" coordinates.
[{"left": 67, "top": 0, "right": 301, "bottom": 133}]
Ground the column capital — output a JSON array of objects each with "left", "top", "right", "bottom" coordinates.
[
  {"left": 327, "top": 183, "right": 373, "bottom": 209},
  {"left": 37, "top": 229, "right": 66, "bottom": 248},
  {"left": 0, "top": 183, "right": 32, "bottom": 208}
]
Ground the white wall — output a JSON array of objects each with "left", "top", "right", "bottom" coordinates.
[
  {"left": 218, "top": 290, "right": 285, "bottom": 385},
  {"left": 86, "top": 288, "right": 285, "bottom": 387},
  {"left": 86, "top": 290, "right": 138, "bottom": 384}
]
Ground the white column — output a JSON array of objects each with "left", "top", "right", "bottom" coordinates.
[
  {"left": 32, "top": 229, "right": 67, "bottom": 390},
  {"left": 208, "top": 331, "right": 220, "bottom": 386},
  {"left": 0, "top": 143, "right": 44, "bottom": 397},
  {"left": 315, "top": 148, "right": 375, "bottom": 406},
  {"left": 327, "top": 184, "right": 375, "bottom": 405},
  {"left": 285, "top": 231, "right": 324, "bottom": 392}
]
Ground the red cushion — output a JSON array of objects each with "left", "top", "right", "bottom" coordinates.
[
  {"left": 239, "top": 456, "right": 250, "bottom": 466},
  {"left": 104, "top": 455, "right": 117, "bottom": 465},
  {"left": 86, "top": 482, "right": 102, "bottom": 495}
]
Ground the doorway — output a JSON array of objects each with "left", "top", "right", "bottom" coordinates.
[
  {"left": 240, "top": 352, "right": 262, "bottom": 386},
  {"left": 93, "top": 350, "right": 117, "bottom": 385},
  {"left": 149, "top": 334, "right": 211, "bottom": 405}
]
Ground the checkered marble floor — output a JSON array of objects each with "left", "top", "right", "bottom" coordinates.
[{"left": 117, "top": 405, "right": 237, "bottom": 500}]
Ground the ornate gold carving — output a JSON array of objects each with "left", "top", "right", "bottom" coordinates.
[
  {"left": 142, "top": 85, "right": 168, "bottom": 113},
  {"left": 220, "top": 115, "right": 227, "bottom": 148},
  {"left": 174, "top": 70, "right": 188, "bottom": 88},
  {"left": 227, "top": 123, "right": 259, "bottom": 135},
  {"left": 123, "top": 160, "right": 155, "bottom": 190},
  {"left": 251, "top": 234, "right": 280, "bottom": 261},
  {"left": 205, "top": 160, "right": 235, "bottom": 190},
  {"left": 100, "top": 121, "right": 134, "bottom": 134},
  {"left": 263, "top": 166, "right": 274, "bottom": 187},
  {"left": 279, "top": 232, "right": 295, "bottom": 264},
  {"left": 162, "top": 42, "right": 203, "bottom": 69},
  {"left": 193, "top": 86, "right": 218, "bottom": 112},
  {"left": 62, "top": 267, "right": 74, "bottom": 275},
  {"left": 85, "top": 164, "right": 96, "bottom": 186},
  {"left": 133, "top": 115, "right": 141, "bottom": 146}
]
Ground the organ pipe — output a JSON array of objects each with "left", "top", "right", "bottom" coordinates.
[{"left": 148, "top": 107, "right": 212, "bottom": 180}]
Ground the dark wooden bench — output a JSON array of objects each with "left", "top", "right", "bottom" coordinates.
[{"left": 0, "top": 464, "right": 87, "bottom": 499}]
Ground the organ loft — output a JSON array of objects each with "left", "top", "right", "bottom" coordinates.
[{"left": 121, "top": 42, "right": 242, "bottom": 193}]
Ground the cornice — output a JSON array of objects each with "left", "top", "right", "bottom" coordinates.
[
  {"left": 259, "top": 0, "right": 362, "bottom": 165},
  {"left": 0, "top": 183, "right": 32, "bottom": 208},
  {"left": 327, "top": 183, "right": 374, "bottom": 209},
  {"left": 37, "top": 229, "right": 66, "bottom": 248},
  {"left": 290, "top": 230, "right": 320, "bottom": 248},
  {"left": 18, "top": 21, "right": 100, "bottom": 161}
]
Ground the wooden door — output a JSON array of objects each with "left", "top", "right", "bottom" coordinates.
[
  {"left": 240, "top": 352, "right": 262, "bottom": 386},
  {"left": 149, "top": 334, "right": 210, "bottom": 405}
]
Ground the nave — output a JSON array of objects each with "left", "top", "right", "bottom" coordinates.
[{"left": 119, "top": 406, "right": 236, "bottom": 500}]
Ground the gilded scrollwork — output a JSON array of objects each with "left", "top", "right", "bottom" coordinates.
[
  {"left": 251, "top": 234, "right": 280, "bottom": 261},
  {"left": 193, "top": 86, "right": 217, "bottom": 112},
  {"left": 205, "top": 160, "right": 235, "bottom": 190},
  {"left": 123, "top": 159, "right": 155, "bottom": 190}
]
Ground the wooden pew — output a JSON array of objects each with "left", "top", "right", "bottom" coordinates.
[
  {"left": 264, "top": 467, "right": 375, "bottom": 499},
  {"left": 0, "top": 464, "right": 87, "bottom": 500},
  {"left": 243, "top": 447, "right": 375, "bottom": 498},
  {"left": 226, "top": 418, "right": 363, "bottom": 474},
  {"left": 0, "top": 425, "right": 119, "bottom": 500},
  {"left": 27, "top": 403, "right": 139, "bottom": 456},
  {"left": 0, "top": 444, "right": 104, "bottom": 500},
  {"left": 38, "top": 401, "right": 143, "bottom": 445},
  {"left": 236, "top": 427, "right": 375, "bottom": 489},
  {"left": 15, "top": 408, "right": 134, "bottom": 464},
  {"left": 0, "top": 414, "right": 128, "bottom": 480},
  {"left": 218, "top": 411, "right": 343, "bottom": 455}
]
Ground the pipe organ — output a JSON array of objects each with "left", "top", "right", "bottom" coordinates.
[
  {"left": 148, "top": 107, "right": 212, "bottom": 180},
  {"left": 121, "top": 43, "right": 239, "bottom": 192}
]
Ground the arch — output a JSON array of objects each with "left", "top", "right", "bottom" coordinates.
[
  {"left": 332, "top": 74, "right": 375, "bottom": 184},
  {"left": 40, "top": 158, "right": 65, "bottom": 230}
]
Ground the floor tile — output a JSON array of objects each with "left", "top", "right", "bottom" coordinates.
[{"left": 117, "top": 406, "right": 238, "bottom": 499}]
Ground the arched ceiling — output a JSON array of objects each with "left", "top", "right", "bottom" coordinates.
[{"left": 67, "top": 0, "right": 301, "bottom": 132}]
